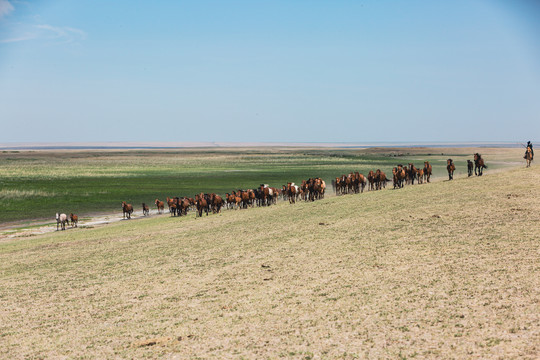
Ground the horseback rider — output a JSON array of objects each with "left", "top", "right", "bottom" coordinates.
[{"left": 525, "top": 141, "right": 534, "bottom": 158}]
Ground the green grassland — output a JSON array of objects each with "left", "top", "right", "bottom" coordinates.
[
  {"left": 0, "top": 155, "right": 537, "bottom": 358},
  {"left": 0, "top": 147, "right": 522, "bottom": 224}
]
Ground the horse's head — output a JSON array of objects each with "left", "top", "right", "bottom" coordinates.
[{"left": 55, "top": 213, "right": 59, "bottom": 220}]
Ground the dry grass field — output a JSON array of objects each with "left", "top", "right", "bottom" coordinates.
[{"left": 0, "top": 155, "right": 538, "bottom": 358}]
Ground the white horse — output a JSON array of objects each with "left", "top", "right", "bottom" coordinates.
[{"left": 56, "top": 213, "right": 68, "bottom": 231}]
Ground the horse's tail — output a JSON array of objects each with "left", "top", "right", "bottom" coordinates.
[{"left": 483, "top": 164, "right": 488, "bottom": 168}]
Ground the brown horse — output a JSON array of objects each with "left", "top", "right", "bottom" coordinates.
[
  {"left": 353, "top": 172, "right": 366, "bottom": 193},
  {"left": 70, "top": 213, "right": 78, "bottom": 227},
  {"left": 155, "top": 198, "right": 165, "bottom": 214},
  {"left": 237, "top": 190, "right": 250, "bottom": 209},
  {"left": 122, "top": 201, "right": 133, "bottom": 219},
  {"left": 367, "top": 170, "right": 375, "bottom": 191},
  {"left": 142, "top": 203, "right": 150, "bottom": 216},
  {"left": 394, "top": 165, "right": 406, "bottom": 189},
  {"left": 287, "top": 182, "right": 298, "bottom": 204},
  {"left": 467, "top": 160, "right": 474, "bottom": 177},
  {"left": 474, "top": 153, "right": 487, "bottom": 176},
  {"left": 210, "top": 193, "right": 224, "bottom": 213},
  {"left": 392, "top": 167, "right": 399, "bottom": 189},
  {"left": 446, "top": 159, "right": 455, "bottom": 180},
  {"left": 166, "top": 197, "right": 177, "bottom": 216},
  {"left": 176, "top": 197, "right": 190, "bottom": 216},
  {"left": 195, "top": 193, "right": 209, "bottom": 217},
  {"left": 408, "top": 163, "right": 417, "bottom": 185},
  {"left": 423, "top": 161, "right": 432, "bottom": 183},
  {"left": 416, "top": 168, "right": 424, "bottom": 184},
  {"left": 525, "top": 146, "right": 533, "bottom": 167},
  {"left": 375, "top": 169, "right": 388, "bottom": 190}
]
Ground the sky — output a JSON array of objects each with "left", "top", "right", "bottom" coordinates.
[{"left": 0, "top": 0, "right": 539, "bottom": 144}]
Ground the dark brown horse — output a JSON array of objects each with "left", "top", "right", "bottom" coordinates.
[
  {"left": 142, "top": 203, "right": 150, "bottom": 216},
  {"left": 423, "top": 161, "right": 432, "bottom": 183},
  {"left": 474, "top": 153, "right": 487, "bottom": 176},
  {"left": 408, "top": 163, "right": 418, "bottom": 185},
  {"left": 392, "top": 167, "right": 399, "bottom": 189},
  {"left": 210, "top": 193, "right": 224, "bottom": 213},
  {"left": 467, "top": 160, "right": 474, "bottom": 177},
  {"left": 368, "top": 170, "right": 375, "bottom": 191},
  {"left": 394, "top": 165, "right": 406, "bottom": 188},
  {"left": 446, "top": 159, "right": 455, "bottom": 180},
  {"left": 122, "top": 201, "right": 133, "bottom": 219},
  {"left": 177, "top": 197, "right": 190, "bottom": 216}
]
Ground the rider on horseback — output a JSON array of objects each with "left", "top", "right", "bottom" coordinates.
[{"left": 524, "top": 141, "right": 533, "bottom": 159}]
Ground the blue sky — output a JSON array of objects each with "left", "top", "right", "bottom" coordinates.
[{"left": 0, "top": 0, "right": 539, "bottom": 143}]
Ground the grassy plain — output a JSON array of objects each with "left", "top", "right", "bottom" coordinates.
[
  {"left": 0, "top": 153, "right": 538, "bottom": 359},
  {"left": 0, "top": 147, "right": 522, "bottom": 224}
]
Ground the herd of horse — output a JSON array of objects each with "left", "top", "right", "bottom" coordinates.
[
  {"left": 54, "top": 151, "right": 533, "bottom": 229},
  {"left": 55, "top": 213, "right": 78, "bottom": 231},
  {"left": 149, "top": 179, "right": 326, "bottom": 219}
]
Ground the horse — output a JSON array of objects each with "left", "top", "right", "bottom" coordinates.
[
  {"left": 210, "top": 193, "right": 224, "bottom": 213},
  {"left": 56, "top": 213, "right": 68, "bottom": 230},
  {"left": 392, "top": 167, "right": 399, "bottom": 189},
  {"left": 394, "top": 165, "right": 406, "bottom": 189},
  {"left": 375, "top": 169, "right": 388, "bottom": 190},
  {"left": 367, "top": 170, "right": 375, "bottom": 191},
  {"left": 177, "top": 197, "right": 190, "bottom": 216},
  {"left": 423, "top": 161, "right": 432, "bottom": 183},
  {"left": 403, "top": 165, "right": 411, "bottom": 185},
  {"left": 525, "top": 146, "right": 533, "bottom": 167},
  {"left": 408, "top": 163, "right": 417, "bottom": 185},
  {"left": 474, "top": 153, "right": 487, "bottom": 176},
  {"left": 155, "top": 198, "right": 165, "bottom": 214},
  {"left": 195, "top": 193, "right": 209, "bottom": 217},
  {"left": 122, "top": 201, "right": 133, "bottom": 219},
  {"left": 287, "top": 182, "right": 298, "bottom": 204},
  {"left": 416, "top": 168, "right": 424, "bottom": 184},
  {"left": 467, "top": 160, "right": 474, "bottom": 177},
  {"left": 142, "top": 203, "right": 150, "bottom": 216},
  {"left": 353, "top": 172, "right": 366, "bottom": 194},
  {"left": 70, "top": 213, "right": 78, "bottom": 227},
  {"left": 446, "top": 159, "right": 455, "bottom": 180},
  {"left": 166, "top": 197, "right": 178, "bottom": 216}
]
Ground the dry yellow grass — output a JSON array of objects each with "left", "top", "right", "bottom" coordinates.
[{"left": 0, "top": 162, "right": 538, "bottom": 359}]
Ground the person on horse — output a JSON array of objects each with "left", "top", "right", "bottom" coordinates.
[{"left": 525, "top": 141, "right": 534, "bottom": 158}]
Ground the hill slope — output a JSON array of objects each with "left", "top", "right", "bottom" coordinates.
[{"left": 1, "top": 166, "right": 539, "bottom": 358}]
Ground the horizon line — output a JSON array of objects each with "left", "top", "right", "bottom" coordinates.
[{"left": 0, "top": 140, "right": 530, "bottom": 150}]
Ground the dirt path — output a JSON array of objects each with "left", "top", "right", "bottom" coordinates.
[{"left": 0, "top": 209, "right": 161, "bottom": 241}]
